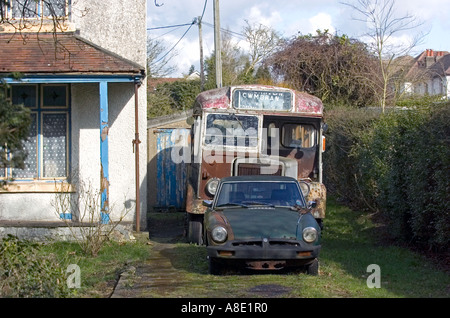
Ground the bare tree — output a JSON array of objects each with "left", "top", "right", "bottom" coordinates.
[
  {"left": 205, "top": 30, "right": 247, "bottom": 88},
  {"left": 343, "top": 0, "right": 427, "bottom": 111},
  {"left": 147, "top": 36, "right": 178, "bottom": 78},
  {"left": 242, "top": 20, "right": 282, "bottom": 77}
]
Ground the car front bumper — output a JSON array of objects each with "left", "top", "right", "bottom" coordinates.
[{"left": 207, "top": 238, "right": 320, "bottom": 269}]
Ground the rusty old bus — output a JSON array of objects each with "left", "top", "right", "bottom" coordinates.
[{"left": 185, "top": 85, "right": 327, "bottom": 244}]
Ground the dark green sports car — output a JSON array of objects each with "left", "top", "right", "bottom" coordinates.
[{"left": 203, "top": 176, "right": 321, "bottom": 275}]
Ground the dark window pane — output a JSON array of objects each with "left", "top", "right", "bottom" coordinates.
[
  {"left": 12, "top": 85, "right": 37, "bottom": 108},
  {"left": 205, "top": 114, "right": 259, "bottom": 147},
  {"left": 43, "top": 85, "right": 67, "bottom": 107}
]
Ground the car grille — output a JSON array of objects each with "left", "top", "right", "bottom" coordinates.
[
  {"left": 237, "top": 163, "right": 282, "bottom": 176},
  {"left": 232, "top": 239, "right": 299, "bottom": 247}
]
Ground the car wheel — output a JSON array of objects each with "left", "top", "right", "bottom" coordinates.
[
  {"left": 187, "top": 214, "right": 203, "bottom": 245},
  {"left": 306, "top": 258, "right": 319, "bottom": 275},
  {"left": 208, "top": 257, "right": 223, "bottom": 275}
]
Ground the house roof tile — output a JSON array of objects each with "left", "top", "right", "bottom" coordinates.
[{"left": 0, "top": 32, "right": 145, "bottom": 76}]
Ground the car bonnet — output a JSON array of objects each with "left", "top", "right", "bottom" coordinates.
[{"left": 221, "top": 207, "right": 301, "bottom": 240}]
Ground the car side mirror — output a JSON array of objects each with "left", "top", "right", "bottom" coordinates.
[
  {"left": 202, "top": 200, "right": 213, "bottom": 207},
  {"left": 307, "top": 201, "right": 317, "bottom": 209}
]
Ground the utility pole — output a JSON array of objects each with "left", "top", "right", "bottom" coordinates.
[
  {"left": 197, "top": 16, "right": 205, "bottom": 91},
  {"left": 213, "top": 0, "right": 222, "bottom": 88}
]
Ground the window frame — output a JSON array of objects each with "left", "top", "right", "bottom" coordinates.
[
  {"left": 202, "top": 113, "right": 260, "bottom": 150},
  {"left": 281, "top": 123, "right": 317, "bottom": 149},
  {"left": 3, "top": 0, "right": 69, "bottom": 20},
  {"left": 1, "top": 83, "right": 71, "bottom": 182}
]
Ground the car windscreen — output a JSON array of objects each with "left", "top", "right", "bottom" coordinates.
[{"left": 215, "top": 181, "right": 305, "bottom": 208}]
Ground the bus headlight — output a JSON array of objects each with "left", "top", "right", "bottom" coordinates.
[
  {"left": 299, "top": 181, "right": 310, "bottom": 197},
  {"left": 205, "top": 178, "right": 220, "bottom": 196},
  {"left": 302, "top": 227, "right": 318, "bottom": 243},
  {"left": 211, "top": 226, "right": 228, "bottom": 243}
]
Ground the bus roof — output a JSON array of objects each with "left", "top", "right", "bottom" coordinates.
[{"left": 192, "top": 85, "right": 323, "bottom": 117}]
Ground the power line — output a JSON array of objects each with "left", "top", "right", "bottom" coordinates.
[
  {"left": 154, "top": 20, "right": 196, "bottom": 63},
  {"left": 200, "top": 0, "right": 207, "bottom": 21},
  {"left": 147, "top": 0, "right": 207, "bottom": 31},
  {"left": 202, "top": 21, "right": 246, "bottom": 41},
  {"left": 147, "top": 22, "right": 193, "bottom": 31},
  {"left": 151, "top": 25, "right": 185, "bottom": 40}
]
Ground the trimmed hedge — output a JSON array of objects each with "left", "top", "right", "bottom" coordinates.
[{"left": 324, "top": 103, "right": 450, "bottom": 250}]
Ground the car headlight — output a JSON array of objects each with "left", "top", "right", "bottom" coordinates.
[
  {"left": 299, "top": 181, "right": 310, "bottom": 197},
  {"left": 205, "top": 178, "right": 220, "bottom": 196},
  {"left": 302, "top": 227, "right": 318, "bottom": 243},
  {"left": 211, "top": 226, "right": 228, "bottom": 243}
]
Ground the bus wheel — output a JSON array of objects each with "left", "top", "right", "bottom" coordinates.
[{"left": 187, "top": 213, "right": 203, "bottom": 245}]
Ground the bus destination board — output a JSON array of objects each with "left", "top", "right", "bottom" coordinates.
[{"left": 232, "top": 89, "right": 292, "bottom": 110}]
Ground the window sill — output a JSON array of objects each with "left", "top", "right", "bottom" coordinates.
[
  {"left": 0, "top": 21, "right": 75, "bottom": 33},
  {"left": 0, "top": 181, "right": 75, "bottom": 193}
]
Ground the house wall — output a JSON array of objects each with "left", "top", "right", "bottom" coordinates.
[
  {"left": 446, "top": 76, "right": 450, "bottom": 99},
  {"left": 71, "top": 83, "right": 146, "bottom": 225},
  {"left": 71, "top": 0, "right": 148, "bottom": 228},
  {"left": 72, "top": 0, "right": 147, "bottom": 67}
]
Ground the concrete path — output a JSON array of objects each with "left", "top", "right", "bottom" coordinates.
[{"left": 111, "top": 239, "right": 188, "bottom": 298}]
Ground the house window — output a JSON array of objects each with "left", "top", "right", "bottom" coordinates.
[
  {"left": 6, "top": 0, "right": 69, "bottom": 19},
  {"left": 2, "top": 84, "right": 70, "bottom": 181}
]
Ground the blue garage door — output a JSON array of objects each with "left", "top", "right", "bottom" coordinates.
[{"left": 155, "top": 128, "right": 190, "bottom": 210}]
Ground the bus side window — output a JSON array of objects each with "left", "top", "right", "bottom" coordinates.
[{"left": 282, "top": 124, "right": 316, "bottom": 148}]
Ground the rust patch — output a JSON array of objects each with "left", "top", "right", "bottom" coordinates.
[
  {"left": 295, "top": 92, "right": 323, "bottom": 115},
  {"left": 101, "top": 125, "right": 109, "bottom": 142},
  {"left": 306, "top": 182, "right": 326, "bottom": 219},
  {"left": 246, "top": 260, "right": 286, "bottom": 270}
]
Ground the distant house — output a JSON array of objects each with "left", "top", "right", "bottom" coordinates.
[
  {"left": 402, "top": 49, "right": 450, "bottom": 99},
  {"left": 0, "top": 0, "right": 148, "bottom": 239},
  {"left": 148, "top": 77, "right": 181, "bottom": 91}
]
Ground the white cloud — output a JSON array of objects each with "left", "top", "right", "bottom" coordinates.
[
  {"left": 308, "top": 12, "right": 335, "bottom": 35},
  {"left": 246, "top": 5, "right": 282, "bottom": 28}
]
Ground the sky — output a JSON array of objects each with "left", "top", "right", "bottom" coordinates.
[{"left": 147, "top": 0, "right": 450, "bottom": 77}]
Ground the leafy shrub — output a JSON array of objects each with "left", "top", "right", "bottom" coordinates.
[
  {"left": 324, "top": 102, "right": 450, "bottom": 250},
  {"left": 0, "top": 235, "right": 74, "bottom": 297}
]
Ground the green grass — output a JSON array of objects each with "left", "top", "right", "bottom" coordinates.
[
  {"left": 138, "top": 198, "right": 448, "bottom": 298},
  {"left": 40, "top": 236, "right": 152, "bottom": 297},
  {"left": 41, "top": 198, "right": 449, "bottom": 298}
]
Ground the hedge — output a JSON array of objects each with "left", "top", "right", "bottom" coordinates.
[
  {"left": 324, "top": 102, "right": 450, "bottom": 250},
  {"left": 148, "top": 79, "right": 201, "bottom": 118}
]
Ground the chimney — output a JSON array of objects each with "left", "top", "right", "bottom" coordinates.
[{"left": 426, "top": 49, "right": 435, "bottom": 67}]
